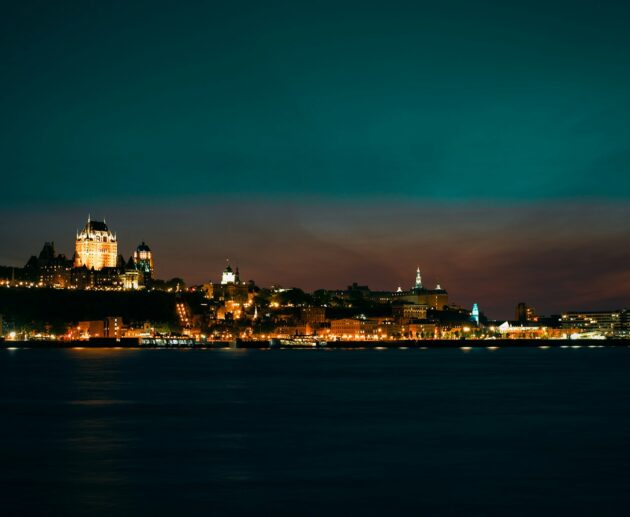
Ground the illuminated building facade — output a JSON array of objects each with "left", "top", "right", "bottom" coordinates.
[
  {"left": 471, "top": 303, "right": 480, "bottom": 325},
  {"left": 204, "top": 263, "right": 250, "bottom": 304},
  {"left": 77, "top": 317, "right": 123, "bottom": 339},
  {"left": 414, "top": 267, "right": 422, "bottom": 288},
  {"left": 133, "top": 242, "right": 154, "bottom": 283},
  {"left": 73, "top": 217, "right": 118, "bottom": 270},
  {"left": 561, "top": 310, "right": 629, "bottom": 336},
  {"left": 24, "top": 242, "right": 73, "bottom": 288},
  {"left": 121, "top": 268, "right": 140, "bottom": 290},
  {"left": 391, "top": 267, "right": 449, "bottom": 309},
  {"left": 393, "top": 304, "right": 428, "bottom": 323},
  {"left": 330, "top": 318, "right": 378, "bottom": 338},
  {"left": 221, "top": 263, "right": 240, "bottom": 285}
]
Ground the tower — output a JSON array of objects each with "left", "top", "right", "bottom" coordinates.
[
  {"left": 472, "top": 303, "right": 480, "bottom": 325},
  {"left": 73, "top": 216, "right": 118, "bottom": 270},
  {"left": 133, "top": 242, "right": 154, "bottom": 281},
  {"left": 414, "top": 267, "right": 423, "bottom": 289}
]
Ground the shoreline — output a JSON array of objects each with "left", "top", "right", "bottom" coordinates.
[{"left": 2, "top": 338, "right": 627, "bottom": 350}]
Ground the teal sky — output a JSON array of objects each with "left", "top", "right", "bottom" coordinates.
[
  {"left": 3, "top": 0, "right": 630, "bottom": 202},
  {"left": 2, "top": 1, "right": 630, "bottom": 318}
]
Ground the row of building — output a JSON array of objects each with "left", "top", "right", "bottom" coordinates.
[
  {"left": 184, "top": 263, "right": 474, "bottom": 340},
  {"left": 3, "top": 216, "right": 628, "bottom": 341},
  {"left": 3, "top": 217, "right": 155, "bottom": 289},
  {"left": 2, "top": 253, "right": 629, "bottom": 340}
]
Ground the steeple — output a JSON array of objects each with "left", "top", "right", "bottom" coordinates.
[
  {"left": 471, "top": 303, "right": 480, "bottom": 325},
  {"left": 414, "top": 267, "right": 422, "bottom": 289}
]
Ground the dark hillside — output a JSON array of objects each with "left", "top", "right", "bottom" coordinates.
[{"left": 0, "top": 288, "right": 177, "bottom": 327}]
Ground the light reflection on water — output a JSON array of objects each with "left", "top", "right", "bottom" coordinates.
[{"left": 1, "top": 348, "right": 630, "bottom": 516}]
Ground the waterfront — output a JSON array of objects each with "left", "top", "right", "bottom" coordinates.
[
  {"left": 2, "top": 348, "right": 630, "bottom": 516},
  {"left": 0, "top": 338, "right": 624, "bottom": 349}
]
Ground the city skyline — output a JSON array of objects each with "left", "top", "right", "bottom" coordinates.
[{"left": 2, "top": 204, "right": 629, "bottom": 320}]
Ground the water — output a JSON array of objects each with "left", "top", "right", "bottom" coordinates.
[{"left": 1, "top": 347, "right": 630, "bottom": 516}]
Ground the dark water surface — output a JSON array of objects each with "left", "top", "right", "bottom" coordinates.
[{"left": 1, "top": 348, "right": 630, "bottom": 516}]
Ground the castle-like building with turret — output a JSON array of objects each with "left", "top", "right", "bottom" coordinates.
[
  {"left": 73, "top": 216, "right": 118, "bottom": 270},
  {"left": 15, "top": 216, "right": 155, "bottom": 290},
  {"left": 391, "top": 266, "right": 448, "bottom": 309}
]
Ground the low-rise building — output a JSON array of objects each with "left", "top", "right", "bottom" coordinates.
[
  {"left": 393, "top": 304, "right": 428, "bottom": 323},
  {"left": 330, "top": 318, "right": 378, "bottom": 339},
  {"left": 77, "top": 316, "right": 124, "bottom": 339},
  {"left": 301, "top": 307, "right": 326, "bottom": 324},
  {"left": 561, "top": 310, "right": 629, "bottom": 336}
]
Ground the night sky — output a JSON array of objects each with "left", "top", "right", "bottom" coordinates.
[{"left": 2, "top": 0, "right": 630, "bottom": 318}]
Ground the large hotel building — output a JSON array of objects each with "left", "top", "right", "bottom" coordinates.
[{"left": 73, "top": 217, "right": 118, "bottom": 270}]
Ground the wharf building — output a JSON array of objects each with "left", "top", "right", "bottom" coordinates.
[
  {"left": 330, "top": 317, "right": 378, "bottom": 338},
  {"left": 76, "top": 316, "right": 124, "bottom": 339},
  {"left": 326, "top": 316, "right": 436, "bottom": 340},
  {"left": 561, "top": 310, "right": 630, "bottom": 337}
]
